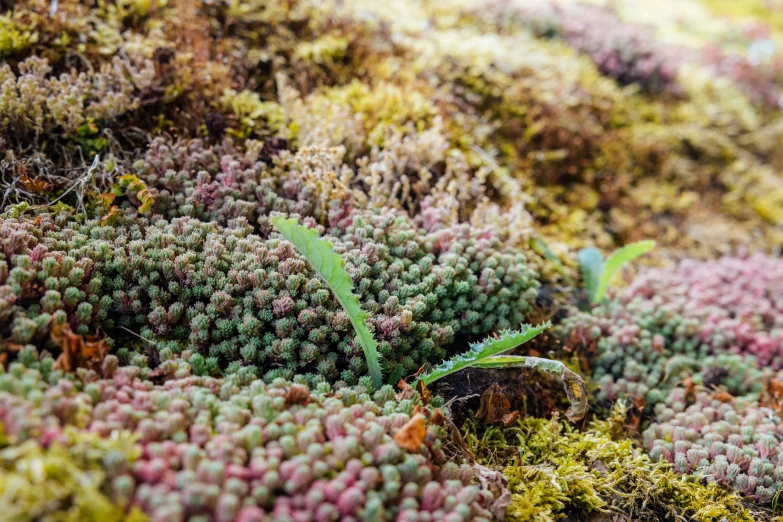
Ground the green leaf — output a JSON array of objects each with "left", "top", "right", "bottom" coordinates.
[
  {"left": 577, "top": 247, "right": 604, "bottom": 304},
  {"left": 594, "top": 240, "right": 655, "bottom": 303},
  {"left": 530, "top": 235, "right": 567, "bottom": 277},
  {"left": 472, "top": 355, "right": 587, "bottom": 421},
  {"left": 270, "top": 216, "right": 383, "bottom": 390},
  {"left": 416, "top": 322, "right": 550, "bottom": 387}
]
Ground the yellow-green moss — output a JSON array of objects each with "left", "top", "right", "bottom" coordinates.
[
  {"left": 465, "top": 405, "right": 756, "bottom": 522},
  {"left": 0, "top": 427, "right": 146, "bottom": 522}
]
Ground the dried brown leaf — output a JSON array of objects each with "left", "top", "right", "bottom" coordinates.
[
  {"left": 397, "top": 379, "right": 416, "bottom": 400},
  {"left": 430, "top": 408, "right": 446, "bottom": 426},
  {"left": 20, "top": 175, "right": 52, "bottom": 193},
  {"left": 473, "top": 462, "right": 511, "bottom": 520},
  {"left": 476, "top": 383, "right": 515, "bottom": 424},
  {"left": 394, "top": 413, "right": 426, "bottom": 451},
  {"left": 416, "top": 380, "right": 431, "bottom": 405},
  {"left": 51, "top": 322, "right": 109, "bottom": 372},
  {"left": 712, "top": 391, "right": 735, "bottom": 403},
  {"left": 501, "top": 411, "right": 519, "bottom": 426}
]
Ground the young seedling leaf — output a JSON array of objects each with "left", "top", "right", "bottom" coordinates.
[
  {"left": 472, "top": 355, "right": 587, "bottom": 421},
  {"left": 577, "top": 246, "right": 604, "bottom": 303},
  {"left": 594, "top": 240, "right": 655, "bottom": 303},
  {"left": 416, "top": 322, "right": 551, "bottom": 387},
  {"left": 530, "top": 236, "right": 567, "bottom": 278},
  {"left": 271, "top": 216, "right": 383, "bottom": 390}
]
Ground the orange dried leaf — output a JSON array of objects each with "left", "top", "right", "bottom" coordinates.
[
  {"left": 51, "top": 322, "right": 109, "bottom": 372},
  {"left": 416, "top": 380, "right": 431, "bottom": 405},
  {"left": 501, "top": 411, "right": 519, "bottom": 427},
  {"left": 98, "top": 193, "right": 116, "bottom": 209},
  {"left": 20, "top": 175, "right": 53, "bottom": 193},
  {"left": 712, "top": 391, "right": 735, "bottom": 403},
  {"left": 430, "top": 408, "right": 446, "bottom": 426},
  {"left": 683, "top": 376, "right": 695, "bottom": 401},
  {"left": 101, "top": 205, "right": 121, "bottom": 226},
  {"left": 397, "top": 379, "right": 416, "bottom": 400},
  {"left": 394, "top": 414, "right": 426, "bottom": 451}
]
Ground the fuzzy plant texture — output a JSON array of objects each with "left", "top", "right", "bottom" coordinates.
[
  {"left": 560, "top": 254, "right": 783, "bottom": 409},
  {"left": 645, "top": 390, "right": 783, "bottom": 502},
  {"left": 463, "top": 404, "right": 755, "bottom": 522},
  {"left": 0, "top": 209, "right": 538, "bottom": 385},
  {"left": 5, "top": 0, "right": 783, "bottom": 519},
  {"left": 0, "top": 351, "right": 499, "bottom": 522},
  {"left": 560, "top": 254, "right": 783, "bottom": 510}
]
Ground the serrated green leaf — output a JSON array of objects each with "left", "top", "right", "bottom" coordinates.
[
  {"left": 577, "top": 247, "right": 604, "bottom": 304},
  {"left": 271, "top": 217, "right": 383, "bottom": 390},
  {"left": 472, "top": 355, "right": 587, "bottom": 421},
  {"left": 594, "top": 240, "right": 655, "bottom": 303},
  {"left": 416, "top": 322, "right": 551, "bottom": 387}
]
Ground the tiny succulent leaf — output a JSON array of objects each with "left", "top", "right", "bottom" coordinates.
[
  {"left": 271, "top": 216, "right": 383, "bottom": 390},
  {"left": 594, "top": 240, "right": 655, "bottom": 303},
  {"left": 416, "top": 322, "right": 551, "bottom": 387},
  {"left": 472, "top": 355, "right": 587, "bottom": 421}
]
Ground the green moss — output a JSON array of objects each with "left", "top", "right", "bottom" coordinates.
[
  {"left": 220, "top": 88, "right": 286, "bottom": 139},
  {"left": 0, "top": 15, "right": 37, "bottom": 57},
  {"left": 0, "top": 427, "right": 146, "bottom": 522},
  {"left": 464, "top": 404, "right": 756, "bottom": 522}
]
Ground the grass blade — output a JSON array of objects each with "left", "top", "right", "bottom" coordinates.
[
  {"left": 271, "top": 217, "right": 383, "bottom": 390},
  {"left": 594, "top": 240, "right": 655, "bottom": 303}
]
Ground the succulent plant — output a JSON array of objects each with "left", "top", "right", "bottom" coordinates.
[
  {"left": 645, "top": 391, "right": 783, "bottom": 502},
  {"left": 0, "top": 351, "right": 498, "bottom": 521},
  {"left": 0, "top": 207, "right": 539, "bottom": 385},
  {"left": 560, "top": 254, "right": 783, "bottom": 409}
]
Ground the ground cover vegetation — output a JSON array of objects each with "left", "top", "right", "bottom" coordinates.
[{"left": 3, "top": 0, "right": 783, "bottom": 520}]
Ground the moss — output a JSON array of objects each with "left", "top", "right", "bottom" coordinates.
[
  {"left": 220, "top": 88, "right": 287, "bottom": 139},
  {"left": 464, "top": 404, "right": 756, "bottom": 522},
  {"left": 0, "top": 427, "right": 146, "bottom": 522},
  {"left": 0, "top": 14, "right": 37, "bottom": 57}
]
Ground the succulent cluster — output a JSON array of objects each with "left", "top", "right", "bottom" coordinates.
[
  {"left": 645, "top": 391, "right": 783, "bottom": 501},
  {"left": 0, "top": 206, "right": 538, "bottom": 384},
  {"left": 0, "top": 352, "right": 499, "bottom": 522},
  {"left": 5, "top": 0, "right": 783, "bottom": 519},
  {"left": 560, "top": 254, "right": 783, "bottom": 408},
  {"left": 462, "top": 404, "right": 755, "bottom": 522}
]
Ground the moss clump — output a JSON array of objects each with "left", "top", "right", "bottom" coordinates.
[
  {"left": 0, "top": 427, "right": 147, "bottom": 522},
  {"left": 464, "top": 405, "right": 756, "bottom": 522}
]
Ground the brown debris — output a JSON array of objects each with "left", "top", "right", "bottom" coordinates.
[
  {"left": 284, "top": 384, "right": 311, "bottom": 407},
  {"left": 19, "top": 175, "right": 52, "bottom": 193},
  {"left": 760, "top": 376, "right": 783, "bottom": 414},
  {"left": 393, "top": 413, "right": 426, "bottom": 451},
  {"left": 416, "top": 380, "right": 431, "bottom": 405},
  {"left": 472, "top": 462, "right": 512, "bottom": 520},
  {"left": 476, "top": 383, "right": 520, "bottom": 426},
  {"left": 50, "top": 322, "right": 109, "bottom": 372},
  {"left": 712, "top": 390, "right": 735, "bottom": 403},
  {"left": 397, "top": 378, "right": 417, "bottom": 400},
  {"left": 682, "top": 376, "right": 696, "bottom": 402}
]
